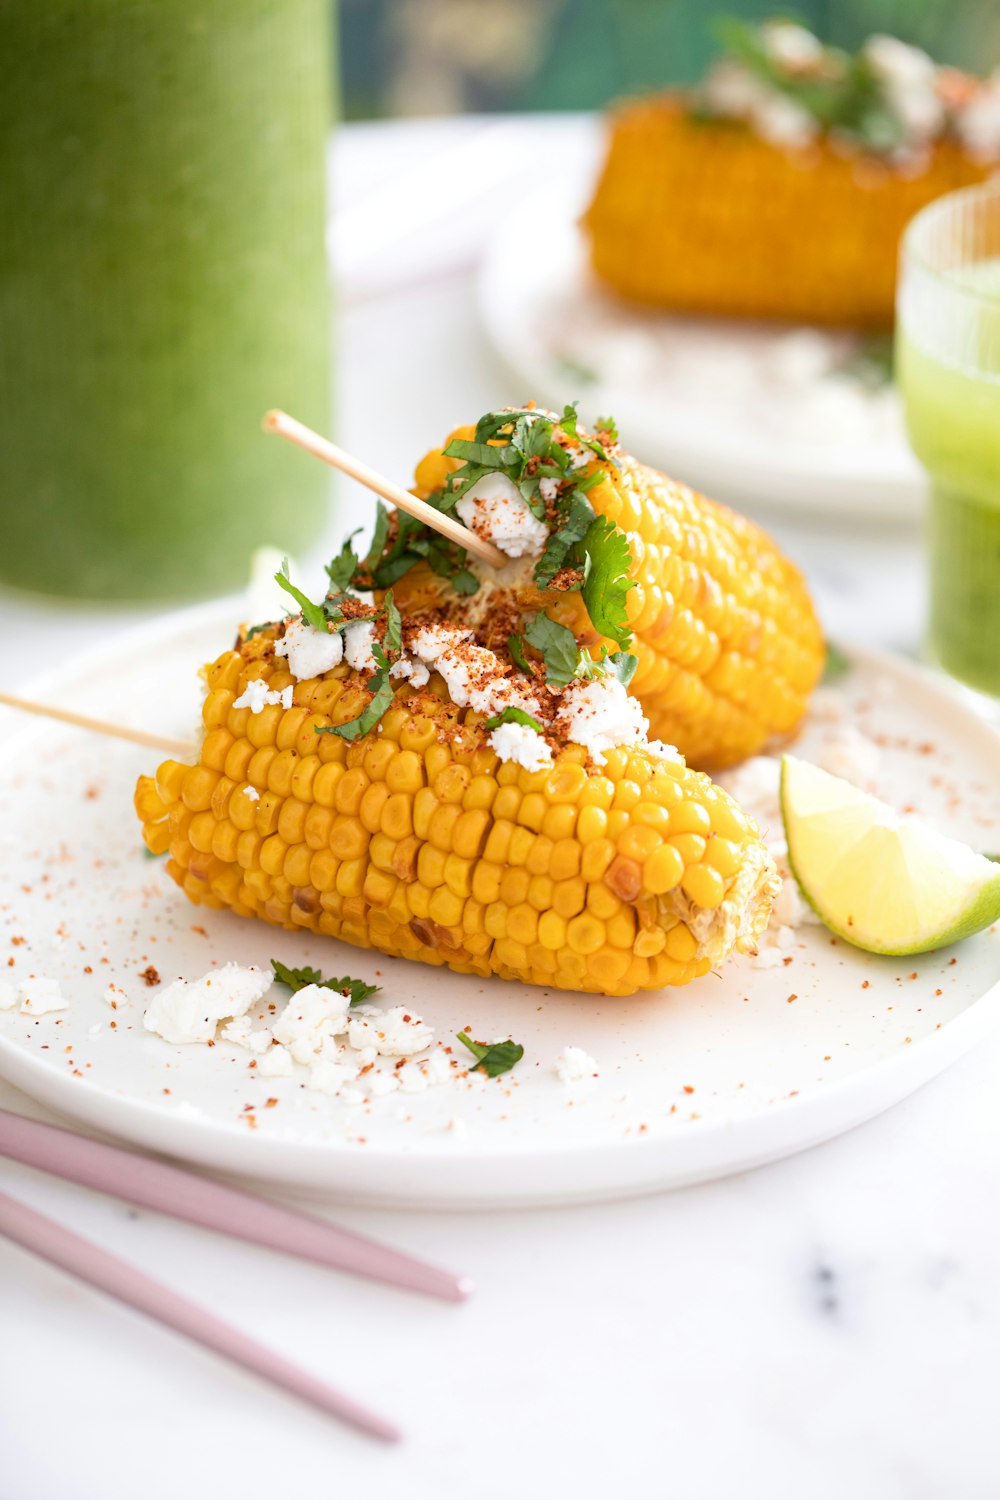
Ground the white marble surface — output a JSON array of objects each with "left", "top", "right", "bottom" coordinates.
[{"left": 2, "top": 118, "right": 996, "bottom": 1500}]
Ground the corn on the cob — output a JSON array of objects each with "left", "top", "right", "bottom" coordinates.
[
  {"left": 390, "top": 415, "right": 824, "bottom": 770},
  {"left": 584, "top": 98, "right": 989, "bottom": 328},
  {"left": 135, "top": 641, "right": 778, "bottom": 998}
]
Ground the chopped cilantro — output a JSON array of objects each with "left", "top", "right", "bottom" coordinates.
[
  {"left": 483, "top": 705, "right": 544, "bottom": 733},
  {"left": 580, "top": 517, "right": 635, "bottom": 650},
  {"left": 275, "top": 558, "right": 328, "bottom": 632},
  {"left": 575, "top": 648, "right": 638, "bottom": 687},
  {"left": 456, "top": 1031, "right": 524, "bottom": 1078},
  {"left": 708, "top": 18, "right": 910, "bottom": 156},
  {"left": 271, "top": 959, "right": 379, "bottom": 1006},
  {"left": 507, "top": 633, "right": 532, "bottom": 674},
  {"left": 315, "top": 595, "right": 402, "bottom": 741},
  {"left": 605, "top": 650, "right": 638, "bottom": 687},
  {"left": 524, "top": 613, "right": 580, "bottom": 688},
  {"left": 366, "top": 506, "right": 479, "bottom": 597},
  {"left": 822, "top": 642, "right": 850, "bottom": 683},
  {"left": 534, "top": 488, "right": 596, "bottom": 591},
  {"left": 325, "top": 533, "right": 361, "bottom": 595},
  {"left": 595, "top": 415, "right": 619, "bottom": 442},
  {"left": 243, "top": 621, "right": 274, "bottom": 641},
  {"left": 383, "top": 590, "right": 402, "bottom": 653},
  {"left": 361, "top": 502, "right": 392, "bottom": 575}
]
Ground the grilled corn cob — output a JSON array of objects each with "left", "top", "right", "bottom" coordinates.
[
  {"left": 388, "top": 412, "right": 824, "bottom": 769},
  {"left": 135, "top": 639, "right": 779, "bottom": 998},
  {"left": 584, "top": 97, "right": 988, "bottom": 328}
]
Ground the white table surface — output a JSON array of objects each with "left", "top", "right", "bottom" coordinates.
[{"left": 2, "top": 118, "right": 996, "bottom": 1500}]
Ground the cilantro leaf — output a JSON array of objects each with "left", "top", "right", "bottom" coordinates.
[
  {"left": 524, "top": 613, "right": 580, "bottom": 688},
  {"left": 580, "top": 517, "right": 635, "bottom": 650},
  {"left": 534, "top": 489, "right": 596, "bottom": 590},
  {"left": 456, "top": 1031, "right": 524, "bottom": 1078},
  {"left": 822, "top": 642, "right": 850, "bottom": 683},
  {"left": 271, "top": 959, "right": 379, "bottom": 1006},
  {"left": 316, "top": 641, "right": 396, "bottom": 741},
  {"left": 275, "top": 558, "right": 327, "bottom": 632},
  {"left": 605, "top": 650, "right": 638, "bottom": 687},
  {"left": 243, "top": 621, "right": 275, "bottom": 641},
  {"left": 483, "top": 705, "right": 544, "bottom": 733},
  {"left": 595, "top": 414, "right": 618, "bottom": 442},
  {"left": 325, "top": 533, "right": 361, "bottom": 595},
  {"left": 574, "top": 647, "right": 638, "bottom": 687},
  {"left": 383, "top": 590, "right": 402, "bottom": 654},
  {"left": 508, "top": 633, "right": 532, "bottom": 674},
  {"left": 362, "top": 503, "right": 392, "bottom": 573}
]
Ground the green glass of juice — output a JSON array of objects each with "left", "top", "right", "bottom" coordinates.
[
  {"left": 0, "top": 0, "right": 332, "bottom": 602},
  {"left": 897, "top": 182, "right": 1000, "bottom": 697}
]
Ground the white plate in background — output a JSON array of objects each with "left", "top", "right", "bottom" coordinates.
[{"left": 478, "top": 180, "right": 924, "bottom": 519}]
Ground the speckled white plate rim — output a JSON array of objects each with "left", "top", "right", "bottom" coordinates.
[{"left": 1, "top": 600, "right": 999, "bottom": 1209}]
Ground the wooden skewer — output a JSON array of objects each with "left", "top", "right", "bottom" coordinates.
[
  {"left": 262, "top": 409, "right": 508, "bottom": 572},
  {"left": 0, "top": 692, "right": 195, "bottom": 758}
]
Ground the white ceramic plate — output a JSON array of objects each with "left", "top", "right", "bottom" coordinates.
[
  {"left": 477, "top": 180, "right": 925, "bottom": 519},
  {"left": 1, "top": 601, "right": 998, "bottom": 1209}
]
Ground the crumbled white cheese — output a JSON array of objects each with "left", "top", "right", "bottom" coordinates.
[
  {"left": 368, "top": 1070, "right": 400, "bottom": 1098},
  {"left": 221, "top": 1017, "right": 274, "bottom": 1054},
  {"left": 0, "top": 980, "right": 19, "bottom": 1011},
  {"left": 103, "top": 983, "right": 129, "bottom": 1010},
  {"left": 752, "top": 92, "right": 819, "bottom": 148},
  {"left": 455, "top": 472, "right": 548, "bottom": 560},
  {"left": 564, "top": 445, "right": 590, "bottom": 471},
  {"left": 958, "top": 74, "right": 1000, "bottom": 160},
  {"left": 762, "top": 20, "right": 823, "bottom": 68},
  {"left": 19, "top": 978, "right": 69, "bottom": 1015},
  {"left": 864, "top": 35, "right": 944, "bottom": 143},
  {"left": 556, "top": 676, "right": 648, "bottom": 766},
  {"left": 555, "top": 1046, "right": 599, "bottom": 1084},
  {"left": 390, "top": 655, "right": 431, "bottom": 688},
  {"left": 143, "top": 963, "right": 272, "bottom": 1045},
  {"left": 412, "top": 628, "right": 542, "bottom": 722},
  {"left": 646, "top": 740, "right": 684, "bottom": 764},
  {"left": 221, "top": 1016, "right": 253, "bottom": 1048},
  {"left": 537, "top": 476, "right": 560, "bottom": 503},
  {"left": 243, "top": 785, "right": 260, "bottom": 803},
  {"left": 819, "top": 726, "right": 880, "bottom": 789},
  {"left": 256, "top": 1044, "right": 294, "bottom": 1078},
  {"left": 306, "top": 1058, "right": 361, "bottom": 1094},
  {"left": 273, "top": 617, "right": 344, "bottom": 680},
  {"left": 346, "top": 1004, "right": 434, "bottom": 1057},
  {"left": 489, "top": 720, "right": 553, "bottom": 773},
  {"left": 233, "top": 680, "right": 293, "bottom": 714},
  {"left": 343, "top": 619, "right": 378, "bottom": 674},
  {"left": 271, "top": 982, "right": 352, "bottom": 1064}
]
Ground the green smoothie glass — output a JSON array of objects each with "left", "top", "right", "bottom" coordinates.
[
  {"left": 897, "top": 182, "right": 1000, "bottom": 698},
  {"left": 0, "top": 0, "right": 332, "bottom": 602}
]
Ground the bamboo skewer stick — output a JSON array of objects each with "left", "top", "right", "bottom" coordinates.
[
  {"left": 0, "top": 692, "right": 195, "bottom": 758},
  {"left": 262, "top": 408, "right": 507, "bottom": 572}
]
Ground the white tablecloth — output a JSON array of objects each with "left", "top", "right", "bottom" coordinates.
[{"left": 2, "top": 119, "right": 994, "bottom": 1500}]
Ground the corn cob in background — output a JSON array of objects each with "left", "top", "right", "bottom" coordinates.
[
  {"left": 584, "top": 20, "right": 1000, "bottom": 328},
  {"left": 382, "top": 405, "right": 824, "bottom": 769},
  {"left": 136, "top": 565, "right": 779, "bottom": 998}
]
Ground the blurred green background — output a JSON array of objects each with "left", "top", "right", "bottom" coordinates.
[{"left": 340, "top": 0, "right": 999, "bottom": 118}]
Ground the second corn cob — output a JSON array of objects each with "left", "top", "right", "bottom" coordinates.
[{"left": 384, "top": 407, "right": 824, "bottom": 769}]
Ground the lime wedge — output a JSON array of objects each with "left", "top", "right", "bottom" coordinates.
[{"left": 780, "top": 755, "right": 1000, "bottom": 955}]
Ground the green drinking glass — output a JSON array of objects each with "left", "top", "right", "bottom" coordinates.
[
  {"left": 0, "top": 0, "right": 333, "bottom": 602},
  {"left": 897, "top": 181, "right": 1000, "bottom": 699}
]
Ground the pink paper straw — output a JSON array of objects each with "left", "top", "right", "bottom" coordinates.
[
  {"left": 0, "top": 1189, "right": 400, "bottom": 1443},
  {"left": 0, "top": 1110, "right": 471, "bottom": 1304}
]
